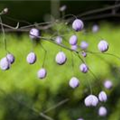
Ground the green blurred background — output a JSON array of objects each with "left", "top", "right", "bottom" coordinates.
[{"left": 0, "top": 1, "right": 120, "bottom": 120}]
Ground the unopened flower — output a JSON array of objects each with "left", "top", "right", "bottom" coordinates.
[
  {"left": 104, "top": 80, "right": 113, "bottom": 89},
  {"left": 55, "top": 51, "right": 67, "bottom": 65},
  {"left": 98, "top": 106, "right": 107, "bottom": 117},
  {"left": 26, "top": 52, "right": 36, "bottom": 64},
  {"left": 84, "top": 94, "right": 98, "bottom": 107},
  {"left": 92, "top": 24, "right": 99, "bottom": 33},
  {"left": 72, "top": 19, "right": 84, "bottom": 31},
  {"left": 98, "top": 91, "right": 107, "bottom": 102},
  {"left": 69, "top": 35, "right": 77, "bottom": 45},
  {"left": 55, "top": 36, "right": 62, "bottom": 44},
  {"left": 6, "top": 53, "right": 15, "bottom": 64},
  {"left": 0, "top": 57, "right": 10, "bottom": 70},
  {"left": 80, "top": 41, "right": 88, "bottom": 50},
  {"left": 71, "top": 45, "right": 77, "bottom": 51},
  {"left": 81, "top": 51, "right": 87, "bottom": 57},
  {"left": 59, "top": 5, "right": 67, "bottom": 12},
  {"left": 37, "top": 68, "right": 47, "bottom": 79},
  {"left": 77, "top": 118, "right": 84, "bottom": 120},
  {"left": 79, "top": 63, "right": 88, "bottom": 73},
  {"left": 98, "top": 40, "right": 109, "bottom": 52},
  {"left": 69, "top": 77, "right": 80, "bottom": 89},
  {"left": 29, "top": 28, "right": 40, "bottom": 40}
]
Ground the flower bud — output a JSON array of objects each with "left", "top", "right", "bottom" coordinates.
[
  {"left": 104, "top": 80, "right": 113, "bottom": 89},
  {"left": 98, "top": 40, "right": 109, "bottom": 52},
  {"left": 3, "top": 8, "right": 8, "bottom": 14},
  {"left": 80, "top": 41, "right": 88, "bottom": 50},
  {"left": 98, "top": 91, "right": 107, "bottom": 102},
  {"left": 79, "top": 63, "right": 88, "bottom": 73},
  {"left": 37, "top": 68, "right": 47, "bottom": 79},
  {"left": 0, "top": 57, "right": 10, "bottom": 70},
  {"left": 26, "top": 52, "right": 36, "bottom": 64},
  {"left": 55, "top": 36, "right": 62, "bottom": 44},
  {"left": 29, "top": 28, "right": 40, "bottom": 40},
  {"left": 59, "top": 5, "right": 67, "bottom": 12},
  {"left": 6, "top": 53, "right": 15, "bottom": 64},
  {"left": 55, "top": 51, "right": 67, "bottom": 65},
  {"left": 84, "top": 95, "right": 98, "bottom": 107},
  {"left": 81, "top": 51, "right": 87, "bottom": 57},
  {"left": 98, "top": 106, "right": 107, "bottom": 117},
  {"left": 69, "top": 77, "right": 80, "bottom": 89},
  {"left": 92, "top": 24, "right": 99, "bottom": 33},
  {"left": 69, "top": 35, "right": 77, "bottom": 45},
  {"left": 77, "top": 118, "right": 84, "bottom": 120},
  {"left": 72, "top": 19, "right": 84, "bottom": 31},
  {"left": 71, "top": 45, "right": 77, "bottom": 51}
]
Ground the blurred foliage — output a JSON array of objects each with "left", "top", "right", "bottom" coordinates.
[
  {"left": 0, "top": 22, "right": 120, "bottom": 120},
  {"left": 0, "top": 1, "right": 116, "bottom": 25}
]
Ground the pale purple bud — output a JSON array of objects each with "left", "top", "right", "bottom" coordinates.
[
  {"left": 55, "top": 51, "right": 67, "bottom": 65},
  {"left": 72, "top": 19, "right": 84, "bottom": 31},
  {"left": 98, "top": 91, "right": 107, "bottom": 102},
  {"left": 55, "top": 36, "right": 62, "bottom": 44},
  {"left": 29, "top": 28, "right": 40, "bottom": 40},
  {"left": 71, "top": 45, "right": 77, "bottom": 51},
  {"left": 80, "top": 41, "right": 88, "bottom": 50},
  {"left": 59, "top": 5, "right": 67, "bottom": 12},
  {"left": 98, "top": 40, "right": 109, "bottom": 52},
  {"left": 92, "top": 24, "right": 99, "bottom": 33},
  {"left": 98, "top": 106, "right": 107, "bottom": 117},
  {"left": 37, "top": 68, "right": 47, "bottom": 79},
  {"left": 84, "top": 95, "right": 98, "bottom": 107},
  {"left": 69, "top": 35, "right": 77, "bottom": 45},
  {"left": 0, "top": 57, "right": 10, "bottom": 70},
  {"left": 81, "top": 51, "right": 87, "bottom": 57},
  {"left": 79, "top": 63, "right": 88, "bottom": 73},
  {"left": 104, "top": 80, "right": 113, "bottom": 89},
  {"left": 77, "top": 118, "right": 84, "bottom": 120},
  {"left": 69, "top": 77, "right": 80, "bottom": 89},
  {"left": 6, "top": 53, "right": 15, "bottom": 64},
  {"left": 26, "top": 52, "right": 36, "bottom": 64}
]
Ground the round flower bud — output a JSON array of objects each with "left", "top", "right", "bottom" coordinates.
[
  {"left": 104, "top": 80, "right": 113, "bottom": 89},
  {"left": 72, "top": 19, "right": 84, "bottom": 31},
  {"left": 98, "top": 40, "right": 109, "bottom": 52},
  {"left": 98, "top": 106, "right": 107, "bottom": 117},
  {"left": 80, "top": 41, "right": 88, "bottom": 50},
  {"left": 6, "top": 53, "right": 15, "bottom": 64},
  {"left": 79, "top": 63, "right": 88, "bottom": 73},
  {"left": 3, "top": 8, "right": 8, "bottom": 14},
  {"left": 29, "top": 28, "right": 40, "bottom": 40},
  {"left": 84, "top": 95, "right": 98, "bottom": 107},
  {"left": 37, "top": 68, "right": 47, "bottom": 79},
  {"left": 92, "top": 24, "right": 99, "bottom": 33},
  {"left": 69, "top": 77, "right": 80, "bottom": 89},
  {"left": 55, "top": 51, "right": 67, "bottom": 65},
  {"left": 0, "top": 57, "right": 10, "bottom": 70},
  {"left": 55, "top": 36, "right": 62, "bottom": 44},
  {"left": 81, "top": 51, "right": 87, "bottom": 57},
  {"left": 59, "top": 5, "right": 67, "bottom": 12},
  {"left": 98, "top": 91, "right": 107, "bottom": 102},
  {"left": 26, "top": 52, "right": 36, "bottom": 64},
  {"left": 77, "top": 118, "right": 84, "bottom": 120},
  {"left": 71, "top": 45, "right": 77, "bottom": 51},
  {"left": 69, "top": 35, "right": 77, "bottom": 45}
]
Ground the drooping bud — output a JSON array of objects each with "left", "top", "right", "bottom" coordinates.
[
  {"left": 79, "top": 63, "right": 88, "bottom": 73},
  {"left": 29, "top": 28, "right": 40, "bottom": 40},
  {"left": 26, "top": 52, "right": 36, "bottom": 64},
  {"left": 55, "top": 51, "right": 67, "bottom": 65},
  {"left": 98, "top": 106, "right": 107, "bottom": 117},
  {"left": 37, "top": 68, "right": 47, "bottom": 79},
  {"left": 69, "top": 77, "right": 80, "bottom": 89},
  {"left": 98, "top": 91, "right": 107, "bottom": 102},
  {"left": 72, "top": 19, "right": 84, "bottom": 31},
  {"left": 98, "top": 40, "right": 109, "bottom": 52}
]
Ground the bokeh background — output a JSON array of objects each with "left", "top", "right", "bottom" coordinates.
[{"left": 0, "top": 1, "right": 120, "bottom": 120}]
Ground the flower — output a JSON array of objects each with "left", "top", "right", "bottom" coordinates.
[
  {"left": 98, "top": 91, "right": 107, "bottom": 102},
  {"left": 79, "top": 63, "right": 88, "bottom": 73},
  {"left": 98, "top": 106, "right": 107, "bottom": 116},
  {"left": 55, "top": 36, "right": 62, "bottom": 44},
  {"left": 26, "top": 52, "right": 36, "bottom": 64},
  {"left": 104, "top": 80, "right": 113, "bottom": 89},
  {"left": 98, "top": 40, "right": 109, "bottom": 52},
  {"left": 69, "top": 35, "right": 77, "bottom": 45},
  {"left": 37, "top": 68, "right": 47, "bottom": 79},
  {"left": 29, "top": 28, "right": 40, "bottom": 40},
  {"left": 69, "top": 77, "right": 80, "bottom": 89},
  {"left": 6, "top": 53, "right": 15, "bottom": 64},
  {"left": 0, "top": 57, "right": 10, "bottom": 70}
]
